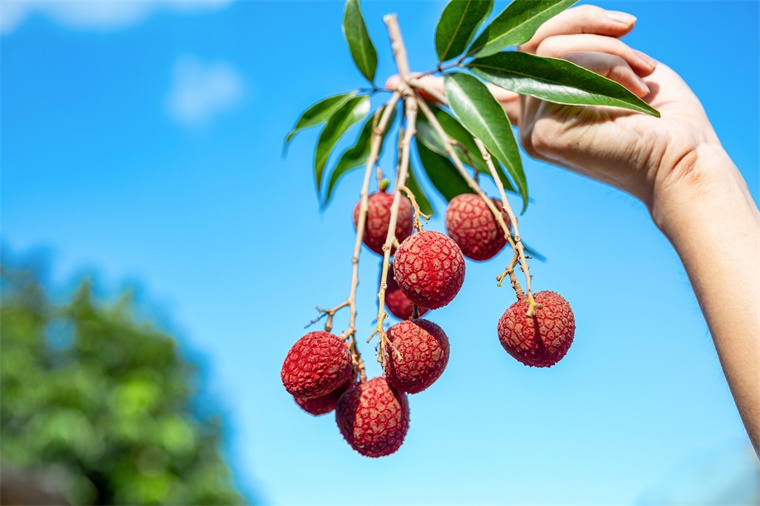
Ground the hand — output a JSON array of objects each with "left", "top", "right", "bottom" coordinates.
[
  {"left": 513, "top": 6, "right": 719, "bottom": 213},
  {"left": 389, "top": 5, "right": 722, "bottom": 214}
]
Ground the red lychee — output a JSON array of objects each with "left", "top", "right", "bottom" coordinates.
[
  {"left": 335, "top": 377, "right": 410, "bottom": 458},
  {"left": 383, "top": 319, "right": 449, "bottom": 394},
  {"left": 353, "top": 191, "right": 413, "bottom": 256},
  {"left": 384, "top": 264, "right": 429, "bottom": 320},
  {"left": 446, "top": 193, "right": 508, "bottom": 261},
  {"left": 294, "top": 379, "right": 352, "bottom": 416},
  {"left": 497, "top": 291, "right": 576, "bottom": 368},
  {"left": 281, "top": 331, "right": 354, "bottom": 399},
  {"left": 393, "top": 230, "right": 465, "bottom": 309}
]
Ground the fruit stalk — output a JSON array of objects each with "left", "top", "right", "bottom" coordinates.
[
  {"left": 411, "top": 84, "right": 537, "bottom": 315},
  {"left": 473, "top": 137, "right": 537, "bottom": 315},
  {"left": 371, "top": 14, "right": 418, "bottom": 363},
  {"left": 398, "top": 184, "right": 429, "bottom": 232},
  {"left": 343, "top": 95, "right": 401, "bottom": 382}
]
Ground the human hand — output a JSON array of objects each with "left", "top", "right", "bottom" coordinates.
[{"left": 389, "top": 5, "right": 723, "bottom": 214}]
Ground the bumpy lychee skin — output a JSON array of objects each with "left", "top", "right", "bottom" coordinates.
[
  {"left": 383, "top": 319, "right": 449, "bottom": 394},
  {"left": 281, "top": 331, "right": 353, "bottom": 399},
  {"left": 497, "top": 291, "right": 576, "bottom": 368},
  {"left": 294, "top": 379, "right": 351, "bottom": 416},
  {"left": 353, "top": 191, "right": 413, "bottom": 256},
  {"left": 393, "top": 231, "right": 465, "bottom": 309},
  {"left": 446, "top": 193, "right": 508, "bottom": 261},
  {"left": 385, "top": 264, "right": 429, "bottom": 320},
  {"left": 335, "top": 377, "right": 410, "bottom": 458}
]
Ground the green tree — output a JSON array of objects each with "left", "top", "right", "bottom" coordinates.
[{"left": 0, "top": 264, "right": 246, "bottom": 505}]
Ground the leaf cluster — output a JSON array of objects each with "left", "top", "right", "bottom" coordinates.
[
  {"left": 0, "top": 265, "right": 246, "bottom": 505},
  {"left": 285, "top": 0, "right": 659, "bottom": 213}
]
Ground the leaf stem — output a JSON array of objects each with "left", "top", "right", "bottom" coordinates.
[{"left": 417, "top": 60, "right": 463, "bottom": 79}]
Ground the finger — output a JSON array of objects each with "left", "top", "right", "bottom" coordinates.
[
  {"left": 519, "top": 5, "right": 637, "bottom": 54},
  {"left": 563, "top": 52, "right": 651, "bottom": 97},
  {"left": 535, "top": 33, "right": 657, "bottom": 77}
]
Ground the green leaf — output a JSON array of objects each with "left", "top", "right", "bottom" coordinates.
[
  {"left": 405, "top": 162, "right": 435, "bottom": 217},
  {"left": 469, "top": 52, "right": 660, "bottom": 116},
  {"left": 343, "top": 0, "right": 378, "bottom": 84},
  {"left": 435, "top": 0, "right": 493, "bottom": 63},
  {"left": 322, "top": 105, "right": 398, "bottom": 207},
  {"left": 467, "top": 0, "right": 578, "bottom": 58},
  {"left": 444, "top": 72, "right": 528, "bottom": 211},
  {"left": 314, "top": 95, "right": 370, "bottom": 192},
  {"left": 415, "top": 140, "right": 470, "bottom": 202},
  {"left": 284, "top": 92, "right": 357, "bottom": 148},
  {"left": 521, "top": 240, "right": 546, "bottom": 262},
  {"left": 424, "top": 105, "right": 518, "bottom": 194},
  {"left": 415, "top": 113, "right": 449, "bottom": 157}
]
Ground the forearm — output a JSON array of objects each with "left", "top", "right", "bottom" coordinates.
[{"left": 652, "top": 144, "right": 760, "bottom": 452}]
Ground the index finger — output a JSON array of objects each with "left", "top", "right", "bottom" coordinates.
[{"left": 519, "top": 4, "right": 637, "bottom": 54}]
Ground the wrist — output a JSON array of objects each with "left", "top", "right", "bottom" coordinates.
[{"left": 650, "top": 144, "right": 755, "bottom": 240}]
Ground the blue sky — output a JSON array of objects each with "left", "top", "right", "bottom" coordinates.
[{"left": 2, "top": 1, "right": 759, "bottom": 504}]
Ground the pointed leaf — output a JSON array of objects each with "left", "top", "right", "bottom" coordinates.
[
  {"left": 322, "top": 106, "right": 398, "bottom": 206},
  {"left": 468, "top": 0, "right": 578, "bottom": 58},
  {"left": 343, "top": 0, "right": 378, "bottom": 84},
  {"left": 285, "top": 92, "right": 357, "bottom": 148},
  {"left": 436, "top": 0, "right": 493, "bottom": 63},
  {"left": 469, "top": 51, "right": 660, "bottom": 116},
  {"left": 406, "top": 162, "right": 435, "bottom": 217},
  {"left": 521, "top": 240, "right": 546, "bottom": 262},
  {"left": 314, "top": 95, "right": 370, "bottom": 192},
  {"left": 444, "top": 72, "right": 527, "bottom": 211},
  {"left": 426, "top": 105, "right": 518, "bottom": 194},
  {"left": 415, "top": 113, "right": 449, "bottom": 157},
  {"left": 415, "top": 140, "right": 470, "bottom": 202}
]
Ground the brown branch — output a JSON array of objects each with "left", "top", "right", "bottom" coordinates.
[
  {"left": 411, "top": 79, "right": 539, "bottom": 315},
  {"left": 473, "top": 136, "right": 537, "bottom": 315},
  {"left": 369, "top": 14, "right": 418, "bottom": 366},
  {"left": 319, "top": 94, "right": 399, "bottom": 383},
  {"left": 398, "top": 185, "right": 430, "bottom": 232}
]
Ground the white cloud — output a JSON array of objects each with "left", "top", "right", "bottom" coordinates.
[
  {"left": 0, "top": 0, "right": 233, "bottom": 34},
  {"left": 165, "top": 55, "right": 244, "bottom": 126}
]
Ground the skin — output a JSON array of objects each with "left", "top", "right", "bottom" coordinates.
[{"left": 389, "top": 5, "right": 760, "bottom": 453}]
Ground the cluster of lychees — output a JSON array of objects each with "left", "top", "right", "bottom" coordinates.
[{"left": 281, "top": 187, "right": 576, "bottom": 458}]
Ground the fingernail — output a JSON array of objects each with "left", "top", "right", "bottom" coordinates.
[
  {"left": 634, "top": 49, "right": 657, "bottom": 69},
  {"left": 607, "top": 10, "right": 637, "bottom": 25}
]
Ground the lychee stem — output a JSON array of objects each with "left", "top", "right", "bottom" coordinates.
[
  {"left": 398, "top": 184, "right": 430, "bottom": 232},
  {"left": 314, "top": 94, "right": 398, "bottom": 384},
  {"left": 373, "top": 98, "right": 417, "bottom": 365},
  {"left": 372, "top": 14, "right": 417, "bottom": 366},
  {"left": 496, "top": 252, "right": 524, "bottom": 298},
  {"left": 473, "top": 137, "right": 538, "bottom": 316},
  {"left": 410, "top": 81, "right": 539, "bottom": 317}
]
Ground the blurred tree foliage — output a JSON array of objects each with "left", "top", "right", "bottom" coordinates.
[{"left": 0, "top": 264, "right": 246, "bottom": 505}]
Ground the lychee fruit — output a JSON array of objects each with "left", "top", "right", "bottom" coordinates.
[
  {"left": 383, "top": 319, "right": 449, "bottom": 394},
  {"left": 446, "top": 193, "right": 508, "bottom": 261},
  {"left": 393, "top": 230, "right": 465, "bottom": 309},
  {"left": 497, "top": 291, "right": 576, "bottom": 368},
  {"left": 353, "top": 190, "right": 413, "bottom": 256},
  {"left": 281, "top": 331, "right": 354, "bottom": 399},
  {"left": 384, "top": 264, "right": 429, "bottom": 320},
  {"left": 335, "top": 377, "right": 410, "bottom": 458},
  {"left": 294, "top": 379, "right": 352, "bottom": 416}
]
